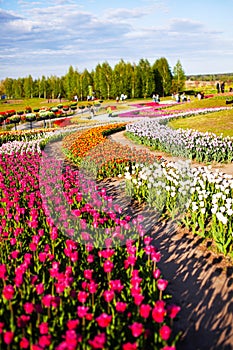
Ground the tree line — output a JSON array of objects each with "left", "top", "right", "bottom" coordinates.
[{"left": 0, "top": 58, "right": 186, "bottom": 101}]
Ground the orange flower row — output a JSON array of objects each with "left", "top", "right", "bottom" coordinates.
[{"left": 63, "top": 123, "right": 127, "bottom": 159}]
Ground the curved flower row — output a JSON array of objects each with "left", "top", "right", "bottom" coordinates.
[
  {"left": 125, "top": 115, "right": 233, "bottom": 163},
  {"left": 0, "top": 139, "right": 180, "bottom": 349},
  {"left": 62, "top": 123, "right": 127, "bottom": 161},
  {"left": 122, "top": 159, "right": 233, "bottom": 257}
]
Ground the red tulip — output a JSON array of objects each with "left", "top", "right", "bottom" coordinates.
[
  {"left": 122, "top": 342, "right": 138, "bottom": 350},
  {"left": 19, "top": 337, "right": 30, "bottom": 349}
]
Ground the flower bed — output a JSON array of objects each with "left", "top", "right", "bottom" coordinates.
[
  {"left": 0, "top": 140, "right": 180, "bottom": 349},
  {"left": 125, "top": 110, "right": 233, "bottom": 163}
]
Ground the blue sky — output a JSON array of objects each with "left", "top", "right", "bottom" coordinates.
[{"left": 0, "top": 0, "right": 233, "bottom": 79}]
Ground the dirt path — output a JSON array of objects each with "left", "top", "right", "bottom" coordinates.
[{"left": 47, "top": 137, "right": 233, "bottom": 350}]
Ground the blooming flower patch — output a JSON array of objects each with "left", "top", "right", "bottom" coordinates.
[
  {"left": 125, "top": 108, "right": 233, "bottom": 163},
  {"left": 0, "top": 145, "right": 181, "bottom": 349},
  {"left": 122, "top": 160, "right": 233, "bottom": 257}
]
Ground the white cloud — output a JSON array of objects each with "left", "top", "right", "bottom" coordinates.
[{"left": 1, "top": 1, "right": 233, "bottom": 79}]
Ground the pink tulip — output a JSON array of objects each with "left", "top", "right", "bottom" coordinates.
[
  {"left": 23, "top": 302, "right": 34, "bottom": 314},
  {"left": 153, "top": 268, "right": 161, "bottom": 279},
  {"left": 167, "top": 304, "right": 181, "bottom": 319},
  {"left": 88, "top": 281, "right": 99, "bottom": 294},
  {"left": 0, "top": 264, "right": 7, "bottom": 280},
  {"left": 84, "top": 269, "right": 93, "bottom": 280},
  {"left": 152, "top": 300, "right": 166, "bottom": 323},
  {"left": 157, "top": 279, "right": 168, "bottom": 291},
  {"left": 129, "top": 322, "right": 144, "bottom": 337},
  {"left": 2, "top": 284, "right": 14, "bottom": 300},
  {"left": 159, "top": 325, "right": 172, "bottom": 341},
  {"left": 66, "top": 319, "right": 80, "bottom": 330},
  {"left": 133, "top": 294, "right": 144, "bottom": 306},
  {"left": 36, "top": 283, "right": 44, "bottom": 295},
  {"left": 38, "top": 334, "right": 51, "bottom": 347},
  {"left": 39, "top": 322, "right": 49, "bottom": 335},
  {"left": 3, "top": 331, "right": 14, "bottom": 345},
  {"left": 139, "top": 304, "right": 151, "bottom": 319},
  {"left": 77, "top": 306, "right": 89, "bottom": 318},
  {"left": 115, "top": 302, "right": 127, "bottom": 313},
  {"left": 77, "top": 291, "right": 89, "bottom": 303},
  {"left": 109, "top": 279, "right": 124, "bottom": 293},
  {"left": 103, "top": 260, "right": 114, "bottom": 273},
  {"left": 103, "top": 290, "right": 114, "bottom": 303},
  {"left": 88, "top": 332, "right": 106, "bottom": 349},
  {"left": 96, "top": 313, "right": 112, "bottom": 328}
]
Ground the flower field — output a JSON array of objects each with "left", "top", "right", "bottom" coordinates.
[
  {"left": 125, "top": 108, "right": 233, "bottom": 163},
  {"left": 0, "top": 125, "right": 181, "bottom": 349},
  {"left": 1, "top": 99, "right": 233, "bottom": 349}
]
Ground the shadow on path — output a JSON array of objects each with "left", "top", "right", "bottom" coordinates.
[{"left": 48, "top": 140, "right": 233, "bottom": 350}]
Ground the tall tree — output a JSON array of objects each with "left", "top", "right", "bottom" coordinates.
[
  {"left": 79, "top": 69, "right": 93, "bottom": 101},
  {"left": 99, "top": 62, "right": 113, "bottom": 100},
  {"left": 24, "top": 75, "right": 34, "bottom": 98},
  {"left": 3, "top": 78, "right": 14, "bottom": 98},
  {"left": 13, "top": 78, "right": 24, "bottom": 98},
  {"left": 112, "top": 59, "right": 133, "bottom": 98},
  {"left": 172, "top": 60, "right": 186, "bottom": 93},
  {"left": 135, "top": 59, "right": 154, "bottom": 98},
  {"left": 64, "top": 66, "right": 77, "bottom": 100},
  {"left": 93, "top": 64, "right": 102, "bottom": 99},
  {"left": 152, "top": 57, "right": 173, "bottom": 96}
]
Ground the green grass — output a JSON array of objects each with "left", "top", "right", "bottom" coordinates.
[
  {"left": 165, "top": 94, "right": 231, "bottom": 111},
  {"left": 0, "top": 98, "right": 66, "bottom": 113},
  {"left": 169, "top": 108, "right": 233, "bottom": 137}
]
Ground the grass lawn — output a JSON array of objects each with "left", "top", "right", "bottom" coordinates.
[
  {"left": 169, "top": 107, "right": 233, "bottom": 137},
  {"left": 163, "top": 94, "right": 233, "bottom": 137}
]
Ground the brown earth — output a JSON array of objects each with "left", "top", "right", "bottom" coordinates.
[{"left": 46, "top": 135, "right": 233, "bottom": 350}]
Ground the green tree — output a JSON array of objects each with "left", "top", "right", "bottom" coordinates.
[
  {"left": 112, "top": 59, "right": 133, "bottom": 99},
  {"left": 93, "top": 64, "right": 102, "bottom": 99},
  {"left": 12, "top": 78, "right": 24, "bottom": 98},
  {"left": 152, "top": 57, "right": 173, "bottom": 96},
  {"left": 99, "top": 62, "right": 113, "bottom": 100},
  {"left": 3, "top": 78, "right": 14, "bottom": 98},
  {"left": 79, "top": 69, "right": 93, "bottom": 101},
  {"left": 24, "top": 75, "right": 34, "bottom": 98},
  {"left": 40, "top": 76, "right": 48, "bottom": 99},
  {"left": 64, "top": 66, "right": 77, "bottom": 100},
  {"left": 135, "top": 59, "right": 154, "bottom": 98},
  {"left": 172, "top": 60, "right": 186, "bottom": 92}
]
